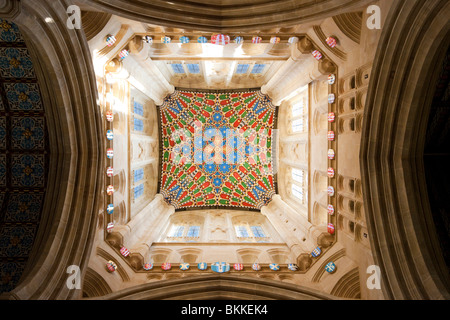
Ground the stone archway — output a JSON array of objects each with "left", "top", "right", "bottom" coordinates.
[
  {"left": 0, "top": 0, "right": 103, "bottom": 300},
  {"left": 361, "top": 0, "right": 450, "bottom": 300}
]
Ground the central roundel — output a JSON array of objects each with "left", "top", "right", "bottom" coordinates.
[{"left": 159, "top": 90, "right": 277, "bottom": 210}]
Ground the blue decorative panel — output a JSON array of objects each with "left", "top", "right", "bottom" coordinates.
[
  {"left": 5, "top": 193, "right": 44, "bottom": 222},
  {"left": 0, "top": 19, "right": 24, "bottom": 43},
  {"left": 0, "top": 261, "right": 26, "bottom": 293},
  {"left": 0, "top": 154, "right": 5, "bottom": 187},
  {"left": 3, "top": 83, "right": 43, "bottom": 111},
  {"left": 0, "top": 19, "right": 48, "bottom": 293},
  {"left": 0, "top": 47, "right": 35, "bottom": 79},
  {"left": 0, "top": 117, "right": 6, "bottom": 149},
  {"left": 11, "top": 117, "right": 45, "bottom": 150},
  {"left": 10, "top": 154, "right": 45, "bottom": 187},
  {"left": 0, "top": 224, "right": 38, "bottom": 257}
]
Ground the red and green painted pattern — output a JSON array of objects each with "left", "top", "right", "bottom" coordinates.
[{"left": 159, "top": 90, "right": 277, "bottom": 209}]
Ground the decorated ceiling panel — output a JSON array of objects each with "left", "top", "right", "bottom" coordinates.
[
  {"left": 159, "top": 89, "right": 277, "bottom": 210},
  {"left": 0, "top": 19, "right": 48, "bottom": 293}
]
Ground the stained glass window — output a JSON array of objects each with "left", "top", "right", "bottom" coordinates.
[
  {"left": 170, "top": 225, "right": 184, "bottom": 237},
  {"left": 292, "top": 184, "right": 304, "bottom": 202},
  {"left": 236, "top": 64, "right": 250, "bottom": 74},
  {"left": 134, "top": 183, "right": 144, "bottom": 199},
  {"left": 134, "top": 118, "right": 144, "bottom": 131},
  {"left": 292, "top": 102, "right": 304, "bottom": 117},
  {"left": 292, "top": 168, "right": 304, "bottom": 184},
  {"left": 292, "top": 118, "right": 304, "bottom": 132},
  {"left": 186, "top": 226, "right": 200, "bottom": 237},
  {"left": 251, "top": 64, "right": 265, "bottom": 74},
  {"left": 236, "top": 225, "right": 249, "bottom": 238},
  {"left": 250, "top": 226, "right": 265, "bottom": 238},
  {"left": 171, "top": 63, "right": 185, "bottom": 74},
  {"left": 134, "top": 168, "right": 144, "bottom": 183},
  {"left": 133, "top": 101, "right": 144, "bottom": 116},
  {"left": 187, "top": 63, "right": 200, "bottom": 74}
]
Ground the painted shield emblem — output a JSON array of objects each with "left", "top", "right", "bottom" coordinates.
[
  {"left": 197, "top": 262, "right": 208, "bottom": 270},
  {"left": 269, "top": 263, "right": 280, "bottom": 271},
  {"left": 326, "top": 36, "right": 337, "bottom": 48},
  {"left": 106, "top": 130, "right": 114, "bottom": 140},
  {"left": 161, "top": 262, "right": 172, "bottom": 270},
  {"left": 311, "top": 247, "right": 322, "bottom": 257},
  {"left": 234, "top": 36, "right": 244, "bottom": 44},
  {"left": 252, "top": 36, "right": 262, "bottom": 44},
  {"left": 288, "top": 263, "right": 298, "bottom": 271},
  {"left": 107, "top": 185, "right": 114, "bottom": 195},
  {"left": 106, "top": 204, "right": 114, "bottom": 215},
  {"left": 288, "top": 37, "right": 298, "bottom": 44},
  {"left": 143, "top": 35, "right": 153, "bottom": 44},
  {"left": 106, "top": 261, "right": 117, "bottom": 272},
  {"left": 107, "top": 148, "right": 114, "bottom": 159},
  {"left": 106, "top": 35, "right": 116, "bottom": 47},
  {"left": 180, "top": 36, "right": 190, "bottom": 44},
  {"left": 328, "top": 204, "right": 335, "bottom": 215},
  {"left": 161, "top": 36, "right": 171, "bottom": 43},
  {"left": 198, "top": 36, "right": 208, "bottom": 44},
  {"left": 328, "top": 149, "right": 335, "bottom": 160},
  {"left": 143, "top": 263, "right": 153, "bottom": 271},
  {"left": 327, "top": 131, "right": 335, "bottom": 141},
  {"left": 270, "top": 36, "right": 280, "bottom": 44},
  {"left": 328, "top": 112, "right": 335, "bottom": 122},
  {"left": 328, "top": 223, "right": 335, "bottom": 234},
  {"left": 120, "top": 246, "right": 130, "bottom": 257},
  {"left": 252, "top": 263, "right": 261, "bottom": 271},
  {"left": 180, "top": 263, "right": 190, "bottom": 270},
  {"left": 328, "top": 93, "right": 336, "bottom": 104},
  {"left": 328, "top": 74, "right": 336, "bottom": 85},
  {"left": 325, "top": 262, "right": 336, "bottom": 273},
  {"left": 211, "top": 262, "right": 230, "bottom": 273},
  {"left": 118, "top": 49, "right": 129, "bottom": 61},
  {"left": 328, "top": 186, "right": 335, "bottom": 196},
  {"left": 312, "top": 50, "right": 322, "bottom": 60},
  {"left": 211, "top": 34, "right": 230, "bottom": 45},
  {"left": 233, "top": 263, "right": 244, "bottom": 271},
  {"left": 328, "top": 167, "right": 335, "bottom": 178},
  {"left": 106, "top": 110, "right": 114, "bottom": 122},
  {"left": 106, "top": 166, "right": 114, "bottom": 177},
  {"left": 106, "top": 222, "right": 114, "bottom": 232}
]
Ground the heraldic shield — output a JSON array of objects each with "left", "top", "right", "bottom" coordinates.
[{"left": 211, "top": 262, "right": 230, "bottom": 273}]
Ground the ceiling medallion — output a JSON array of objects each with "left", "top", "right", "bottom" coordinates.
[{"left": 159, "top": 90, "right": 277, "bottom": 210}]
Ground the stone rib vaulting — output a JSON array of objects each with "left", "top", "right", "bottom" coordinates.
[{"left": 0, "top": 0, "right": 448, "bottom": 303}]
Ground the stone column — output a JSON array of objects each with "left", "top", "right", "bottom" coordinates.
[
  {"left": 127, "top": 35, "right": 174, "bottom": 105},
  {"left": 261, "top": 195, "right": 315, "bottom": 258},
  {"left": 128, "top": 197, "right": 175, "bottom": 269},
  {"left": 106, "top": 194, "right": 170, "bottom": 249},
  {"left": 262, "top": 36, "right": 336, "bottom": 106}
]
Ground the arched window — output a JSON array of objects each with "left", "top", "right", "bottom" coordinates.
[
  {"left": 234, "top": 223, "right": 268, "bottom": 242},
  {"left": 290, "top": 167, "right": 307, "bottom": 205},
  {"left": 166, "top": 224, "right": 201, "bottom": 242},
  {"left": 288, "top": 85, "right": 309, "bottom": 134}
]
